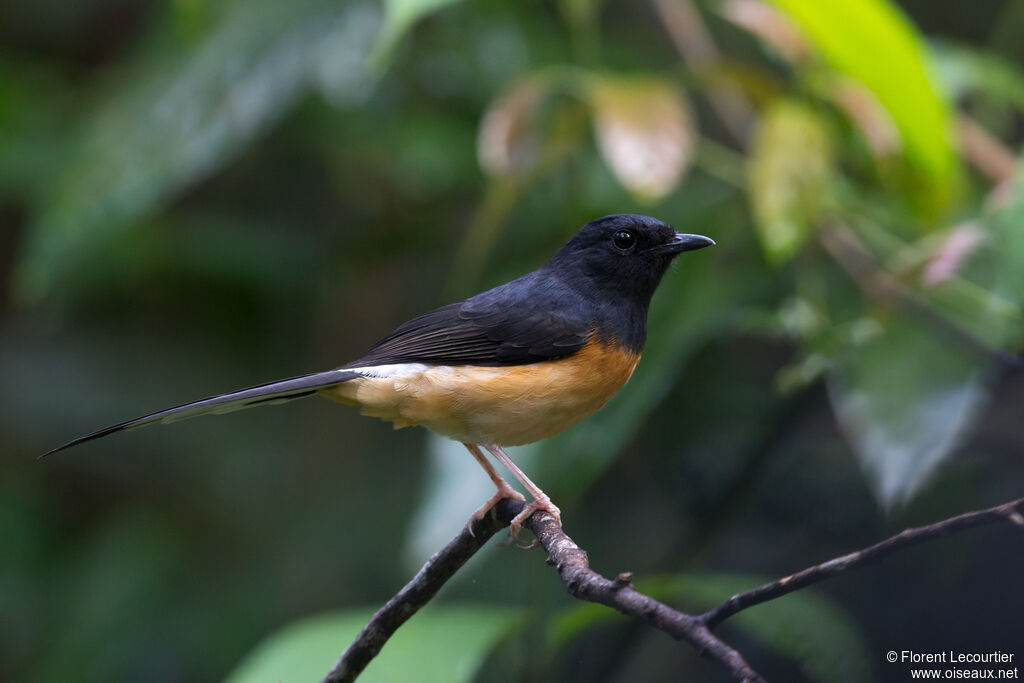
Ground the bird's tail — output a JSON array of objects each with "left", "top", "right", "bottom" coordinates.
[{"left": 40, "top": 369, "right": 359, "bottom": 458}]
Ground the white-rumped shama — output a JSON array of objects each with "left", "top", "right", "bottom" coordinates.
[{"left": 43, "top": 214, "right": 714, "bottom": 545}]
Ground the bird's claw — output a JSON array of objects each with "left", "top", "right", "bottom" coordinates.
[
  {"left": 505, "top": 496, "right": 561, "bottom": 550},
  {"left": 467, "top": 483, "right": 526, "bottom": 536}
]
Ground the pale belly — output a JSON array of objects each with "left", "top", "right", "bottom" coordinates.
[{"left": 319, "top": 342, "right": 640, "bottom": 446}]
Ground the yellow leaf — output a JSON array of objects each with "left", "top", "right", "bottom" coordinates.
[
  {"left": 748, "top": 100, "right": 835, "bottom": 263},
  {"left": 769, "top": 0, "right": 959, "bottom": 218}
]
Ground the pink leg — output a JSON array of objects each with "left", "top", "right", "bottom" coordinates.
[
  {"left": 484, "top": 444, "right": 561, "bottom": 549},
  {"left": 463, "top": 443, "right": 525, "bottom": 535}
]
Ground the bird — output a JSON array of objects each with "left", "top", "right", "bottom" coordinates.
[{"left": 42, "top": 214, "right": 714, "bottom": 546}]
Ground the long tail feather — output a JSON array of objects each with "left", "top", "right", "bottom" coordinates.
[{"left": 40, "top": 369, "right": 358, "bottom": 458}]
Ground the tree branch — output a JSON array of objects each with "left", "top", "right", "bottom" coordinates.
[
  {"left": 322, "top": 499, "right": 765, "bottom": 683},
  {"left": 701, "top": 495, "right": 1024, "bottom": 629},
  {"left": 523, "top": 508, "right": 766, "bottom": 683},
  {"left": 320, "top": 500, "right": 516, "bottom": 683},
  {"left": 323, "top": 494, "right": 1024, "bottom": 683}
]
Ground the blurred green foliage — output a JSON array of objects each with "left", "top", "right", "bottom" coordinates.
[
  {"left": 225, "top": 605, "right": 519, "bottom": 683},
  {"left": 2, "top": 0, "right": 1023, "bottom": 681}
]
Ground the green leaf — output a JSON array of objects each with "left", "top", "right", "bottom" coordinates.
[
  {"left": 990, "top": 165, "right": 1024, "bottom": 302},
  {"left": 984, "top": 156, "right": 1024, "bottom": 350},
  {"left": 931, "top": 41, "right": 1024, "bottom": 114},
  {"left": 770, "top": 0, "right": 959, "bottom": 216},
  {"left": 550, "top": 572, "right": 871, "bottom": 683},
  {"left": 584, "top": 74, "right": 695, "bottom": 202},
  {"left": 225, "top": 604, "right": 519, "bottom": 683},
  {"left": 18, "top": 0, "right": 382, "bottom": 304},
  {"left": 748, "top": 100, "right": 835, "bottom": 264},
  {"left": 827, "top": 315, "right": 988, "bottom": 506},
  {"left": 920, "top": 226, "right": 1023, "bottom": 353},
  {"left": 371, "top": 0, "right": 464, "bottom": 67}
]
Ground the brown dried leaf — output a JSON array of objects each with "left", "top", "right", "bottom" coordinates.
[
  {"left": 477, "top": 76, "right": 551, "bottom": 178},
  {"left": 921, "top": 221, "right": 985, "bottom": 288},
  {"left": 719, "top": 0, "right": 810, "bottom": 63},
  {"left": 586, "top": 75, "right": 694, "bottom": 201}
]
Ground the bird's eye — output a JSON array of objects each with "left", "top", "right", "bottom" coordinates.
[{"left": 613, "top": 229, "right": 636, "bottom": 251}]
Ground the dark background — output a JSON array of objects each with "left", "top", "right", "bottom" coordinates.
[{"left": 1, "top": 1, "right": 1022, "bottom": 681}]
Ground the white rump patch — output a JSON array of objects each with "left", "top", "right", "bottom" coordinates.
[{"left": 346, "top": 363, "right": 431, "bottom": 378}]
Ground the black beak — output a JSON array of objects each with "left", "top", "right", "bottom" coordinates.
[{"left": 660, "top": 232, "right": 715, "bottom": 254}]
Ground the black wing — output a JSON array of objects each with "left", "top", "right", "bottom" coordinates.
[{"left": 345, "top": 271, "right": 592, "bottom": 367}]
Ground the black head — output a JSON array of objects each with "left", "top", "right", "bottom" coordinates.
[{"left": 546, "top": 214, "right": 714, "bottom": 306}]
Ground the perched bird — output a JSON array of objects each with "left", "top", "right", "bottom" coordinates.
[{"left": 43, "top": 214, "right": 714, "bottom": 545}]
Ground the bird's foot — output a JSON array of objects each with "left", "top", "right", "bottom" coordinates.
[
  {"left": 506, "top": 495, "right": 561, "bottom": 550},
  {"left": 467, "top": 483, "right": 526, "bottom": 536}
]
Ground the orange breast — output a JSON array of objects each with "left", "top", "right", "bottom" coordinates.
[{"left": 319, "top": 339, "right": 640, "bottom": 446}]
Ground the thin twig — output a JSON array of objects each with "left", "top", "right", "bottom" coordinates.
[
  {"left": 957, "top": 112, "right": 1020, "bottom": 209},
  {"left": 819, "top": 222, "right": 1024, "bottom": 372},
  {"left": 652, "top": 0, "right": 754, "bottom": 146},
  {"left": 957, "top": 113, "right": 1018, "bottom": 186},
  {"left": 702, "top": 496, "right": 1024, "bottom": 628},
  {"left": 320, "top": 500, "right": 519, "bottom": 683}
]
